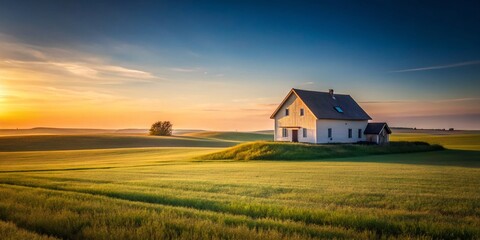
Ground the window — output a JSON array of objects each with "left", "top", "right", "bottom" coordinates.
[
  {"left": 282, "top": 128, "right": 288, "bottom": 137},
  {"left": 285, "top": 108, "right": 289, "bottom": 116},
  {"left": 300, "top": 108, "right": 304, "bottom": 116},
  {"left": 328, "top": 128, "right": 332, "bottom": 138},
  {"left": 348, "top": 129, "right": 352, "bottom": 138},
  {"left": 303, "top": 128, "right": 307, "bottom": 138},
  {"left": 334, "top": 106, "right": 344, "bottom": 113},
  {"left": 358, "top": 129, "right": 362, "bottom": 138}
]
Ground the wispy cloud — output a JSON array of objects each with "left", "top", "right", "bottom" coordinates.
[
  {"left": 299, "top": 81, "right": 314, "bottom": 85},
  {"left": 2, "top": 60, "right": 160, "bottom": 84},
  {"left": 97, "top": 65, "right": 157, "bottom": 80},
  {"left": 0, "top": 34, "right": 163, "bottom": 84},
  {"left": 170, "top": 67, "right": 202, "bottom": 73},
  {"left": 390, "top": 60, "right": 480, "bottom": 73},
  {"left": 359, "top": 97, "right": 480, "bottom": 104},
  {"left": 0, "top": 33, "right": 175, "bottom": 117}
]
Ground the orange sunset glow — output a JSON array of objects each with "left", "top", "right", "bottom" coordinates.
[{"left": 0, "top": 2, "right": 479, "bottom": 131}]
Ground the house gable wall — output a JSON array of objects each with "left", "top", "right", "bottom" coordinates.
[
  {"left": 365, "top": 126, "right": 391, "bottom": 144},
  {"left": 274, "top": 94, "right": 317, "bottom": 143}
]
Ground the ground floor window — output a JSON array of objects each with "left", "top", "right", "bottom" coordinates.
[
  {"left": 328, "top": 128, "right": 332, "bottom": 138},
  {"left": 358, "top": 129, "right": 362, "bottom": 138},
  {"left": 348, "top": 129, "right": 352, "bottom": 138},
  {"left": 282, "top": 128, "right": 288, "bottom": 137},
  {"left": 303, "top": 128, "right": 307, "bottom": 138}
]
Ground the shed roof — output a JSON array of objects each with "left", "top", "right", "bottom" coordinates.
[
  {"left": 364, "top": 122, "right": 392, "bottom": 135},
  {"left": 270, "top": 88, "right": 372, "bottom": 120}
]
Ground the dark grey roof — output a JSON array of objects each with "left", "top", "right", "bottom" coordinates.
[
  {"left": 291, "top": 89, "right": 371, "bottom": 120},
  {"left": 364, "top": 123, "right": 392, "bottom": 135}
]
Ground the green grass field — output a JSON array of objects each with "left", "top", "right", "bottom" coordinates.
[
  {"left": 391, "top": 133, "right": 480, "bottom": 150},
  {"left": 199, "top": 141, "right": 444, "bottom": 160},
  {"left": 0, "top": 131, "right": 479, "bottom": 239},
  {"left": 0, "top": 134, "right": 235, "bottom": 152},
  {"left": 182, "top": 131, "right": 273, "bottom": 142}
]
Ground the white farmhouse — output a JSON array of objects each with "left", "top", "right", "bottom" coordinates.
[{"left": 270, "top": 88, "right": 391, "bottom": 144}]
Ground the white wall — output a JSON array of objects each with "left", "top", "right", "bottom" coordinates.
[
  {"left": 365, "top": 130, "right": 390, "bottom": 144},
  {"left": 378, "top": 128, "right": 390, "bottom": 144},
  {"left": 274, "top": 94, "right": 317, "bottom": 143},
  {"left": 316, "top": 119, "right": 368, "bottom": 143}
]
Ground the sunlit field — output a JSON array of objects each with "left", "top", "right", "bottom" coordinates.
[
  {"left": 391, "top": 132, "right": 480, "bottom": 150},
  {"left": 0, "top": 131, "right": 479, "bottom": 239}
]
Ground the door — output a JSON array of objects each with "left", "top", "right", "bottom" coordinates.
[{"left": 292, "top": 130, "right": 298, "bottom": 142}]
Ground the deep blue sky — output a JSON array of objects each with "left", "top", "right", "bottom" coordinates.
[{"left": 0, "top": 0, "right": 479, "bottom": 129}]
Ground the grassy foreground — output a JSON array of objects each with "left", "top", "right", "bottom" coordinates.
[
  {"left": 0, "top": 132, "right": 478, "bottom": 239},
  {"left": 198, "top": 141, "right": 444, "bottom": 160},
  {"left": 0, "top": 148, "right": 479, "bottom": 239}
]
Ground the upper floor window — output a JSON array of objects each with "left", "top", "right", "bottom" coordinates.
[
  {"left": 300, "top": 108, "right": 304, "bottom": 116},
  {"left": 303, "top": 128, "right": 307, "bottom": 138},
  {"left": 285, "top": 108, "right": 289, "bottom": 116},
  {"left": 348, "top": 128, "right": 352, "bottom": 138},
  {"left": 334, "top": 106, "right": 344, "bottom": 113}
]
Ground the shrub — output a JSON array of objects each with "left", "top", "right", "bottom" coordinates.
[
  {"left": 198, "top": 141, "right": 444, "bottom": 160},
  {"left": 149, "top": 121, "right": 173, "bottom": 136}
]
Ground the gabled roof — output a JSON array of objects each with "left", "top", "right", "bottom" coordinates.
[
  {"left": 364, "top": 122, "right": 392, "bottom": 135},
  {"left": 270, "top": 88, "right": 372, "bottom": 120}
]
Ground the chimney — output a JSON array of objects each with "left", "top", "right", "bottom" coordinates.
[{"left": 329, "top": 89, "right": 334, "bottom": 97}]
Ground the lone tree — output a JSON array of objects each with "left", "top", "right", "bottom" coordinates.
[{"left": 149, "top": 121, "right": 173, "bottom": 136}]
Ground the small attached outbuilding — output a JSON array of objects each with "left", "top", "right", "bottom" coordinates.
[{"left": 364, "top": 122, "right": 392, "bottom": 144}]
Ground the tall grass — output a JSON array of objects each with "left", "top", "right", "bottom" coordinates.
[
  {"left": 0, "top": 135, "right": 478, "bottom": 239},
  {"left": 198, "top": 141, "right": 444, "bottom": 160},
  {"left": 0, "top": 184, "right": 364, "bottom": 239},
  {"left": 0, "top": 220, "right": 59, "bottom": 240}
]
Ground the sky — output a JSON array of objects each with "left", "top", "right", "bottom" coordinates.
[{"left": 0, "top": 0, "right": 479, "bottom": 130}]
